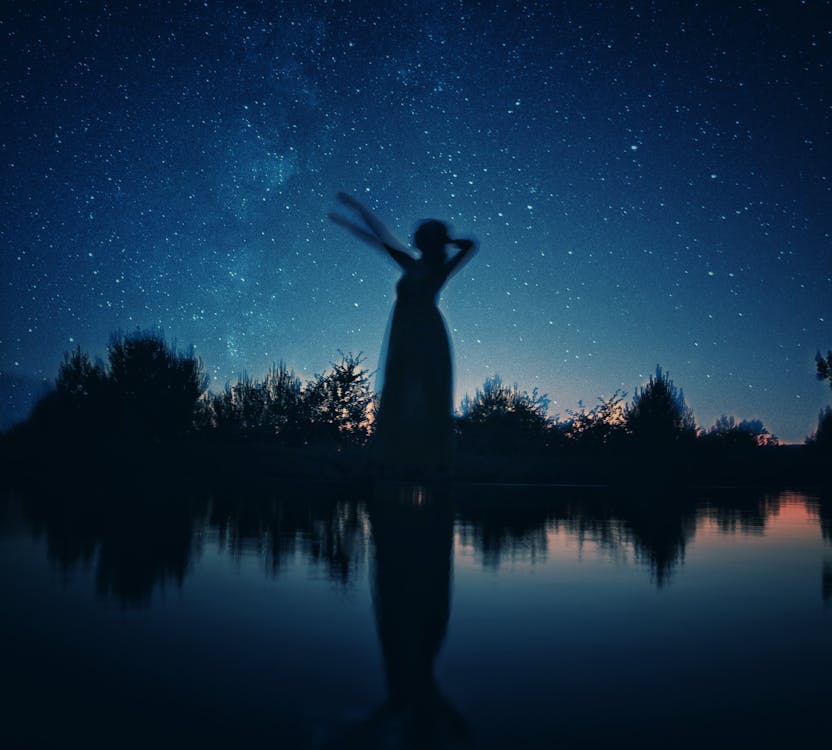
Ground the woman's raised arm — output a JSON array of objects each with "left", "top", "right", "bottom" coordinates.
[
  {"left": 444, "top": 238, "right": 477, "bottom": 278},
  {"left": 330, "top": 193, "right": 414, "bottom": 270},
  {"left": 328, "top": 211, "right": 383, "bottom": 248}
]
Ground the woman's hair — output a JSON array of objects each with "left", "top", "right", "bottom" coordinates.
[{"left": 414, "top": 220, "right": 450, "bottom": 261}]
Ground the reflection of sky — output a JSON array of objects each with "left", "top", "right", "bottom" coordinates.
[
  {"left": 1, "top": 2, "right": 830, "bottom": 440},
  {"left": 445, "top": 494, "right": 831, "bottom": 747}
]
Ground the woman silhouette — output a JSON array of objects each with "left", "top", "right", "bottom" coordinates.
[{"left": 330, "top": 193, "right": 476, "bottom": 473}]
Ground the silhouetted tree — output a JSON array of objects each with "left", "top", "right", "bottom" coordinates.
[
  {"left": 816, "top": 350, "right": 832, "bottom": 389},
  {"left": 205, "top": 362, "right": 305, "bottom": 442},
  {"left": 807, "top": 406, "right": 832, "bottom": 449},
  {"left": 56, "top": 347, "right": 107, "bottom": 401},
  {"left": 192, "top": 391, "right": 215, "bottom": 433},
  {"left": 26, "top": 347, "right": 109, "bottom": 437},
  {"left": 809, "top": 352, "right": 832, "bottom": 451},
  {"left": 702, "top": 415, "right": 778, "bottom": 448},
  {"left": 262, "top": 362, "right": 305, "bottom": 441},
  {"left": 107, "top": 330, "right": 207, "bottom": 439},
  {"left": 209, "top": 374, "right": 265, "bottom": 440},
  {"left": 625, "top": 366, "right": 695, "bottom": 445},
  {"left": 303, "top": 353, "right": 374, "bottom": 445},
  {"left": 23, "top": 331, "right": 206, "bottom": 442},
  {"left": 564, "top": 391, "right": 628, "bottom": 449},
  {"left": 458, "top": 375, "right": 551, "bottom": 455},
  {"left": 195, "top": 355, "right": 372, "bottom": 446}
]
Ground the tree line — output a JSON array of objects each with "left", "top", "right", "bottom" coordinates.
[
  {"left": 9, "top": 330, "right": 832, "bottom": 460},
  {"left": 20, "top": 329, "right": 373, "bottom": 448}
]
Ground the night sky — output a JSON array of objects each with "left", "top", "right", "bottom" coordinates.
[{"left": 2, "top": 1, "right": 830, "bottom": 442}]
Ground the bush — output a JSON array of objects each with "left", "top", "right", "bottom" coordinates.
[
  {"left": 458, "top": 375, "right": 551, "bottom": 455},
  {"left": 563, "top": 391, "right": 628, "bottom": 449},
  {"left": 702, "top": 415, "right": 778, "bottom": 448}
]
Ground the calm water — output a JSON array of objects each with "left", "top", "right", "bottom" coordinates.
[{"left": 1, "top": 483, "right": 830, "bottom": 748}]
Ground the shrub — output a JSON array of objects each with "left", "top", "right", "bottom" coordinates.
[
  {"left": 564, "top": 391, "right": 628, "bottom": 449},
  {"left": 702, "top": 415, "right": 778, "bottom": 448},
  {"left": 458, "top": 375, "right": 551, "bottom": 455}
]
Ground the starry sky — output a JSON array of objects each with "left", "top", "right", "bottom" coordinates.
[{"left": 1, "top": 0, "right": 830, "bottom": 442}]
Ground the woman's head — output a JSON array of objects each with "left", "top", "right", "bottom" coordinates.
[{"left": 414, "top": 220, "right": 450, "bottom": 263}]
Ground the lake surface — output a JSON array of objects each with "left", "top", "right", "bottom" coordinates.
[{"left": 2, "top": 483, "right": 830, "bottom": 748}]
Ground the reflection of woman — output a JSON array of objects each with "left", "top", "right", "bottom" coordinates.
[
  {"left": 330, "top": 193, "right": 476, "bottom": 472},
  {"left": 338, "top": 484, "right": 470, "bottom": 748}
]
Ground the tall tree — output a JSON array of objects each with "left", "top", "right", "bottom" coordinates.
[
  {"left": 816, "top": 350, "right": 832, "bottom": 390},
  {"left": 626, "top": 366, "right": 695, "bottom": 445},
  {"left": 107, "top": 329, "right": 207, "bottom": 439},
  {"left": 811, "top": 351, "right": 832, "bottom": 449},
  {"left": 303, "top": 353, "right": 374, "bottom": 445},
  {"left": 703, "top": 415, "right": 778, "bottom": 448}
]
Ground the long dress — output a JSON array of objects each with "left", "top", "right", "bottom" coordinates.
[{"left": 375, "top": 261, "right": 453, "bottom": 471}]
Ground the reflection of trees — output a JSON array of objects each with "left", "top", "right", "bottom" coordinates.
[
  {"left": 454, "top": 486, "right": 698, "bottom": 586},
  {"left": 10, "top": 482, "right": 370, "bottom": 606},
  {"left": 704, "top": 490, "right": 782, "bottom": 536},
  {"left": 18, "top": 487, "right": 204, "bottom": 606},
  {"left": 207, "top": 488, "right": 367, "bottom": 583},
  {"left": 611, "top": 494, "right": 698, "bottom": 587},
  {"left": 815, "top": 495, "right": 832, "bottom": 544},
  {"left": 455, "top": 485, "right": 555, "bottom": 568},
  {"left": 8, "top": 483, "right": 819, "bottom": 607},
  {"left": 19, "top": 485, "right": 792, "bottom": 601},
  {"left": 94, "top": 498, "right": 199, "bottom": 602}
]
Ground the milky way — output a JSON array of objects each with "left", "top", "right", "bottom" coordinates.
[{"left": 1, "top": 1, "right": 830, "bottom": 441}]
